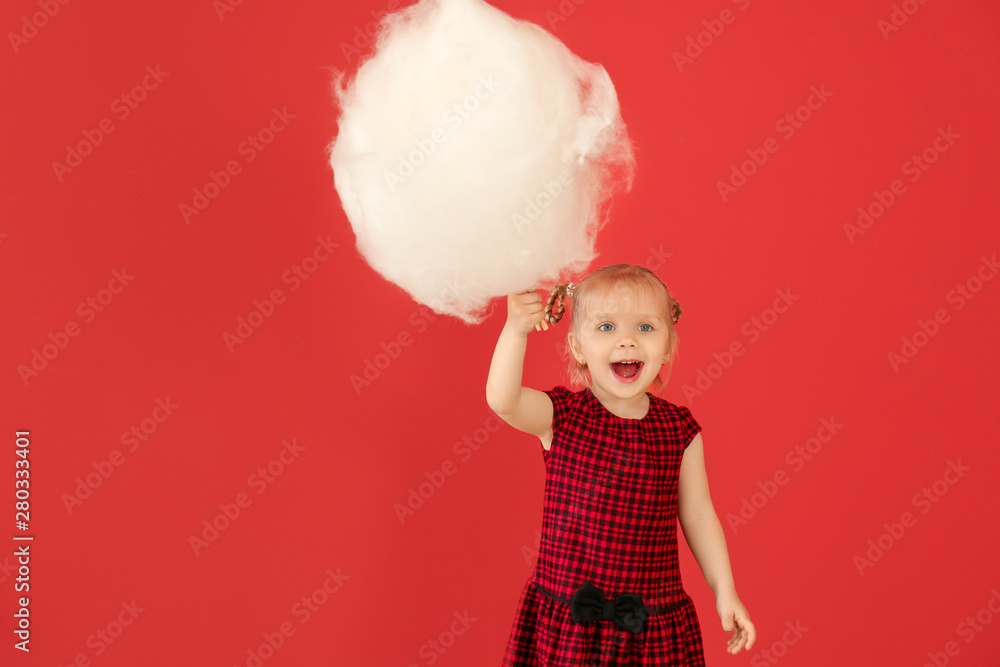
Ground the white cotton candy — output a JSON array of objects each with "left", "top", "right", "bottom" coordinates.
[{"left": 329, "top": 0, "right": 634, "bottom": 324}]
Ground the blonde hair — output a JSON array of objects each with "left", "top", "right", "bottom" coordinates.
[{"left": 547, "top": 264, "right": 682, "bottom": 394}]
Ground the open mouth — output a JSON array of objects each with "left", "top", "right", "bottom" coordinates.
[{"left": 610, "top": 360, "right": 644, "bottom": 382}]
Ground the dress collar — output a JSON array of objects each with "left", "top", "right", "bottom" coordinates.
[{"left": 580, "top": 386, "right": 656, "bottom": 422}]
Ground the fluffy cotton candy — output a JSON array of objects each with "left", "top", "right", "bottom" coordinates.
[{"left": 329, "top": 0, "right": 634, "bottom": 324}]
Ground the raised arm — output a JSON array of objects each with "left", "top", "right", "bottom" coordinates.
[{"left": 485, "top": 291, "right": 554, "bottom": 439}]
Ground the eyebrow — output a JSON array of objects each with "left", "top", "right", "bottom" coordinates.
[{"left": 591, "top": 313, "right": 664, "bottom": 322}]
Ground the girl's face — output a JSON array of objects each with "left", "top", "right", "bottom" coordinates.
[{"left": 568, "top": 286, "right": 671, "bottom": 404}]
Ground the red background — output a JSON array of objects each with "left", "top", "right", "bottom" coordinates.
[{"left": 2, "top": 0, "right": 999, "bottom": 665}]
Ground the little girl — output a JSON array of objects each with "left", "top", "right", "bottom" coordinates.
[{"left": 487, "top": 264, "right": 755, "bottom": 666}]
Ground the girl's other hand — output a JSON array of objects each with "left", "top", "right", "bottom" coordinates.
[
  {"left": 506, "top": 290, "right": 545, "bottom": 335},
  {"left": 716, "top": 591, "right": 756, "bottom": 654}
]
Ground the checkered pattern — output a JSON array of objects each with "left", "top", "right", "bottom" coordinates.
[{"left": 503, "top": 386, "right": 706, "bottom": 666}]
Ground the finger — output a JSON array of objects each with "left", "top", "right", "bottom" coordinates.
[
  {"left": 517, "top": 295, "right": 542, "bottom": 309},
  {"left": 731, "top": 619, "right": 751, "bottom": 652},
  {"left": 726, "top": 621, "right": 742, "bottom": 647},
  {"left": 540, "top": 319, "right": 549, "bottom": 330},
  {"left": 743, "top": 619, "right": 756, "bottom": 650}
]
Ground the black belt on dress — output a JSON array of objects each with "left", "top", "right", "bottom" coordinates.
[{"left": 534, "top": 580, "right": 688, "bottom": 635}]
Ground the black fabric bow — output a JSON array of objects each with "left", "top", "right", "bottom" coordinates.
[{"left": 570, "top": 582, "right": 649, "bottom": 634}]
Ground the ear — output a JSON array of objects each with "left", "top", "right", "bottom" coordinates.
[{"left": 567, "top": 332, "right": 585, "bottom": 365}]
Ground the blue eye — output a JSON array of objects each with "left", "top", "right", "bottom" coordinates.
[
  {"left": 598, "top": 323, "right": 614, "bottom": 332},
  {"left": 638, "top": 324, "right": 653, "bottom": 332}
]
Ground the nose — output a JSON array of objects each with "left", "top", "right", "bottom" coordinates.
[{"left": 616, "top": 331, "right": 637, "bottom": 348}]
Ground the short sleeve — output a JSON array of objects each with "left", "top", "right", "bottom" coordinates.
[
  {"left": 544, "top": 385, "right": 573, "bottom": 436},
  {"left": 676, "top": 405, "right": 702, "bottom": 449}
]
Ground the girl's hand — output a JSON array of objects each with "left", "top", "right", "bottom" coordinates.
[
  {"left": 505, "top": 291, "right": 545, "bottom": 335},
  {"left": 716, "top": 590, "right": 755, "bottom": 655}
]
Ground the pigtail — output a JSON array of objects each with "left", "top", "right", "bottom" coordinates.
[
  {"left": 670, "top": 298, "right": 682, "bottom": 325},
  {"left": 544, "top": 282, "right": 576, "bottom": 324}
]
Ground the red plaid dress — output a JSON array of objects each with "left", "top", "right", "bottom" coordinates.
[{"left": 502, "top": 386, "right": 706, "bottom": 666}]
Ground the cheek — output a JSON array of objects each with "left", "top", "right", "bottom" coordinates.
[{"left": 646, "top": 337, "right": 669, "bottom": 360}]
